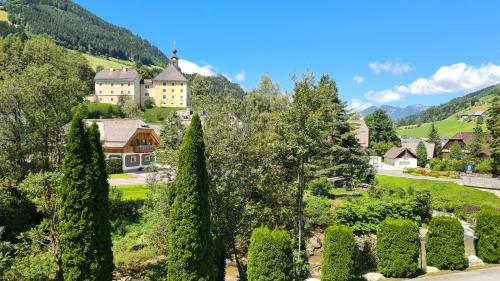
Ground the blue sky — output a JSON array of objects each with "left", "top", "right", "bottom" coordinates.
[{"left": 76, "top": 0, "right": 500, "bottom": 110}]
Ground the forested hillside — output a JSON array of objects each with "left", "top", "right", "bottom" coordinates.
[
  {"left": 3, "top": 0, "right": 168, "bottom": 66},
  {"left": 398, "top": 84, "right": 500, "bottom": 126}
]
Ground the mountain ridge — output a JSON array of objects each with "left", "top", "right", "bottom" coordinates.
[{"left": 360, "top": 104, "right": 430, "bottom": 120}]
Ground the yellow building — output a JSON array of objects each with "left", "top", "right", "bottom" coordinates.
[{"left": 92, "top": 48, "right": 190, "bottom": 108}]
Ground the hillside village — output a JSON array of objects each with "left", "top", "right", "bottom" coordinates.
[{"left": 0, "top": 1, "right": 499, "bottom": 281}]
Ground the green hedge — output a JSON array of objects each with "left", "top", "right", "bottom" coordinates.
[
  {"left": 476, "top": 209, "right": 500, "bottom": 263},
  {"left": 304, "top": 196, "right": 334, "bottom": 231},
  {"left": 321, "top": 225, "right": 356, "bottom": 281},
  {"left": 426, "top": 216, "right": 465, "bottom": 269},
  {"left": 80, "top": 102, "right": 123, "bottom": 119},
  {"left": 247, "top": 226, "right": 293, "bottom": 281},
  {"left": 377, "top": 219, "right": 420, "bottom": 277},
  {"left": 105, "top": 158, "right": 122, "bottom": 174},
  {"left": 307, "top": 177, "right": 331, "bottom": 197}
]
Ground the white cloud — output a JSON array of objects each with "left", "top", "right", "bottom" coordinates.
[
  {"left": 349, "top": 99, "right": 373, "bottom": 111},
  {"left": 235, "top": 69, "right": 246, "bottom": 81},
  {"left": 369, "top": 60, "right": 412, "bottom": 75},
  {"left": 353, "top": 75, "right": 364, "bottom": 84},
  {"left": 178, "top": 59, "right": 215, "bottom": 76},
  {"left": 364, "top": 62, "right": 500, "bottom": 103}
]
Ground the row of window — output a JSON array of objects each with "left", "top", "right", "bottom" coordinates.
[
  {"left": 98, "top": 82, "right": 185, "bottom": 88},
  {"left": 163, "top": 88, "right": 183, "bottom": 93},
  {"left": 99, "top": 90, "right": 131, "bottom": 94},
  {"left": 98, "top": 82, "right": 132, "bottom": 87}
]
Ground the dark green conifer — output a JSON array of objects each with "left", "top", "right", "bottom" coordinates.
[
  {"left": 167, "top": 114, "right": 214, "bottom": 281},
  {"left": 58, "top": 111, "right": 96, "bottom": 280},
  {"left": 87, "top": 123, "right": 114, "bottom": 280}
]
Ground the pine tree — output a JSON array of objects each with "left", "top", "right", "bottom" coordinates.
[
  {"left": 449, "top": 144, "right": 463, "bottom": 160},
  {"left": 58, "top": 111, "right": 96, "bottom": 281},
  {"left": 167, "top": 114, "right": 214, "bottom": 281},
  {"left": 486, "top": 100, "right": 500, "bottom": 173},
  {"left": 468, "top": 120, "right": 486, "bottom": 163},
  {"left": 87, "top": 123, "right": 114, "bottom": 280},
  {"left": 416, "top": 142, "right": 428, "bottom": 167},
  {"left": 428, "top": 123, "right": 441, "bottom": 157}
]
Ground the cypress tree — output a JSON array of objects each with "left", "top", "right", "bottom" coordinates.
[
  {"left": 416, "top": 142, "right": 428, "bottom": 167},
  {"left": 321, "top": 225, "right": 356, "bottom": 281},
  {"left": 87, "top": 123, "right": 114, "bottom": 280},
  {"left": 167, "top": 114, "right": 214, "bottom": 281},
  {"left": 58, "top": 111, "right": 96, "bottom": 280},
  {"left": 425, "top": 216, "right": 465, "bottom": 269},
  {"left": 247, "top": 226, "right": 293, "bottom": 281}
]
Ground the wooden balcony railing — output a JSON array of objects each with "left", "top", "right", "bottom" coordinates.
[{"left": 133, "top": 145, "right": 155, "bottom": 153}]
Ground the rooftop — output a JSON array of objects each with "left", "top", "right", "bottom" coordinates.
[{"left": 95, "top": 67, "right": 140, "bottom": 81}]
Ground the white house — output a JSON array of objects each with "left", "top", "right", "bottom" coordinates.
[{"left": 383, "top": 147, "right": 418, "bottom": 168}]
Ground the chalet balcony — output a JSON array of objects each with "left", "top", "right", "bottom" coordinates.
[{"left": 133, "top": 145, "right": 155, "bottom": 153}]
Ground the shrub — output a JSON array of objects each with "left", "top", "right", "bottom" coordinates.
[
  {"left": 143, "top": 97, "right": 155, "bottom": 109},
  {"left": 429, "top": 158, "right": 443, "bottom": 171},
  {"left": 105, "top": 158, "right": 123, "bottom": 174},
  {"left": 377, "top": 219, "right": 420, "bottom": 277},
  {"left": 475, "top": 209, "right": 500, "bottom": 263},
  {"left": 304, "top": 196, "right": 333, "bottom": 230},
  {"left": 335, "top": 198, "right": 420, "bottom": 234},
  {"left": 475, "top": 158, "right": 493, "bottom": 174},
  {"left": 425, "top": 216, "right": 465, "bottom": 269},
  {"left": 247, "top": 227, "right": 293, "bottom": 281},
  {"left": 307, "top": 177, "right": 331, "bottom": 197},
  {"left": 321, "top": 225, "right": 356, "bottom": 281}
]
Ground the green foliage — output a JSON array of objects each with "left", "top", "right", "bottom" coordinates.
[
  {"left": 486, "top": 100, "right": 500, "bottom": 173},
  {"left": 364, "top": 109, "right": 400, "bottom": 150},
  {"left": 105, "top": 158, "right": 123, "bottom": 174},
  {"left": 121, "top": 98, "right": 143, "bottom": 119},
  {"left": 0, "top": 227, "right": 13, "bottom": 276},
  {"left": 304, "top": 196, "right": 333, "bottom": 230},
  {"left": 475, "top": 209, "right": 500, "bottom": 263},
  {"left": 307, "top": 177, "right": 331, "bottom": 197},
  {"left": 0, "top": 179, "right": 36, "bottom": 240},
  {"left": 376, "top": 219, "right": 420, "bottom": 278},
  {"left": 143, "top": 97, "right": 155, "bottom": 109},
  {"left": 87, "top": 123, "right": 114, "bottom": 280},
  {"left": 167, "top": 114, "right": 214, "bottom": 281},
  {"left": 398, "top": 84, "right": 500, "bottom": 126},
  {"left": 475, "top": 158, "right": 493, "bottom": 174},
  {"left": 428, "top": 123, "right": 442, "bottom": 155},
  {"left": 4, "top": 0, "right": 168, "bottom": 65},
  {"left": 160, "top": 112, "right": 185, "bottom": 149},
  {"left": 0, "top": 35, "right": 94, "bottom": 180},
  {"left": 368, "top": 141, "right": 394, "bottom": 157},
  {"left": 335, "top": 189, "right": 431, "bottom": 233},
  {"left": 79, "top": 102, "right": 123, "bottom": 119},
  {"left": 247, "top": 227, "right": 293, "bottom": 281},
  {"left": 416, "top": 142, "right": 428, "bottom": 167},
  {"left": 426, "top": 216, "right": 465, "bottom": 269},
  {"left": 321, "top": 225, "right": 356, "bottom": 281},
  {"left": 449, "top": 144, "right": 463, "bottom": 160},
  {"left": 355, "top": 236, "right": 377, "bottom": 274}
]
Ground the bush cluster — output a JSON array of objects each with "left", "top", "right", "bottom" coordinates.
[
  {"left": 425, "top": 216, "right": 465, "bottom": 269},
  {"left": 105, "top": 158, "right": 123, "bottom": 174},
  {"left": 307, "top": 177, "right": 331, "bottom": 197},
  {"left": 429, "top": 158, "right": 467, "bottom": 172},
  {"left": 335, "top": 195, "right": 429, "bottom": 234},
  {"left": 321, "top": 225, "right": 356, "bottom": 281},
  {"left": 377, "top": 219, "right": 420, "bottom": 278},
  {"left": 304, "top": 196, "right": 334, "bottom": 230},
  {"left": 247, "top": 226, "right": 293, "bottom": 281},
  {"left": 475, "top": 209, "right": 500, "bottom": 263}
]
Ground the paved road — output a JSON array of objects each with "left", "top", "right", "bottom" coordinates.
[{"left": 411, "top": 266, "right": 500, "bottom": 281}]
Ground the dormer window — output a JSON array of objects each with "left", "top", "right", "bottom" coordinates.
[
  {"left": 121, "top": 83, "right": 124, "bottom": 86},
  {"left": 163, "top": 82, "right": 166, "bottom": 86},
  {"left": 111, "top": 83, "right": 114, "bottom": 86},
  {"left": 171, "top": 82, "right": 175, "bottom": 86}
]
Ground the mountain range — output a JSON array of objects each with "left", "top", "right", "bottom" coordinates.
[{"left": 360, "top": 104, "right": 430, "bottom": 120}]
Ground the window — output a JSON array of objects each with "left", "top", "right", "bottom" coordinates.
[
  {"left": 99, "top": 97, "right": 102, "bottom": 101},
  {"left": 163, "top": 89, "right": 166, "bottom": 92},
  {"left": 99, "top": 83, "right": 102, "bottom": 86},
  {"left": 99, "top": 90, "right": 102, "bottom": 94},
  {"left": 163, "top": 95, "right": 166, "bottom": 99},
  {"left": 146, "top": 85, "right": 150, "bottom": 89},
  {"left": 145, "top": 93, "right": 149, "bottom": 97},
  {"left": 180, "top": 89, "right": 183, "bottom": 93},
  {"left": 171, "top": 89, "right": 174, "bottom": 92},
  {"left": 171, "top": 82, "right": 175, "bottom": 86},
  {"left": 130, "top": 156, "right": 137, "bottom": 163},
  {"left": 171, "top": 96, "right": 174, "bottom": 99},
  {"left": 121, "top": 83, "right": 124, "bottom": 86},
  {"left": 111, "top": 98, "right": 114, "bottom": 101},
  {"left": 111, "top": 83, "right": 114, "bottom": 86},
  {"left": 180, "top": 102, "right": 183, "bottom": 105},
  {"left": 111, "top": 90, "right": 114, "bottom": 94},
  {"left": 121, "top": 91, "right": 124, "bottom": 94},
  {"left": 128, "top": 91, "right": 130, "bottom": 94},
  {"left": 181, "top": 83, "right": 184, "bottom": 86},
  {"left": 171, "top": 102, "right": 174, "bottom": 105},
  {"left": 145, "top": 155, "right": 150, "bottom": 161},
  {"left": 162, "top": 82, "right": 166, "bottom": 86},
  {"left": 128, "top": 83, "right": 130, "bottom": 86}
]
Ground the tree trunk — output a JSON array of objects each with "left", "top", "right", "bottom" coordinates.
[
  {"left": 297, "top": 161, "right": 305, "bottom": 257},
  {"left": 233, "top": 239, "right": 247, "bottom": 281}
]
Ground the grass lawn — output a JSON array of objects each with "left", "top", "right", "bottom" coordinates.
[
  {"left": 397, "top": 115, "right": 480, "bottom": 138},
  {"left": 109, "top": 173, "right": 135, "bottom": 179},
  {"left": 143, "top": 107, "right": 185, "bottom": 123},
  {"left": 112, "top": 184, "right": 149, "bottom": 201},
  {"left": 0, "top": 11, "right": 9, "bottom": 23},
  {"left": 82, "top": 53, "right": 134, "bottom": 70},
  {"left": 376, "top": 175, "right": 500, "bottom": 217}
]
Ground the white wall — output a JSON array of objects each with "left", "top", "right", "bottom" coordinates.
[{"left": 394, "top": 158, "right": 418, "bottom": 169}]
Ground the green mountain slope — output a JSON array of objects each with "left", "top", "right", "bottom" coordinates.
[
  {"left": 397, "top": 94, "right": 495, "bottom": 138},
  {"left": 3, "top": 0, "right": 168, "bottom": 66},
  {"left": 398, "top": 84, "right": 500, "bottom": 126}
]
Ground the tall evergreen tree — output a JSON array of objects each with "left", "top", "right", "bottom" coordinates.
[
  {"left": 364, "top": 109, "right": 400, "bottom": 156},
  {"left": 58, "top": 111, "right": 96, "bottom": 281},
  {"left": 416, "top": 142, "right": 428, "bottom": 167},
  {"left": 486, "top": 100, "right": 500, "bottom": 173},
  {"left": 87, "top": 123, "right": 114, "bottom": 280},
  {"left": 428, "top": 123, "right": 441, "bottom": 157},
  {"left": 167, "top": 114, "right": 214, "bottom": 281},
  {"left": 468, "top": 120, "right": 486, "bottom": 163},
  {"left": 449, "top": 144, "right": 463, "bottom": 160}
]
